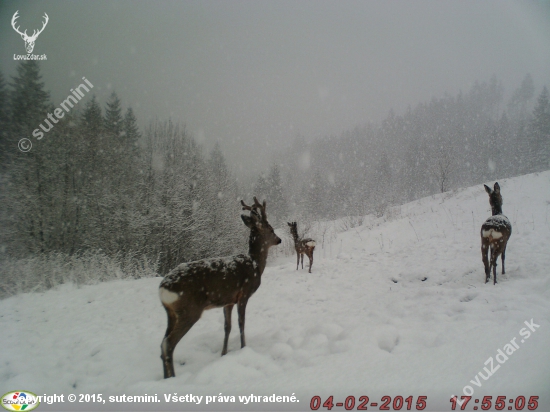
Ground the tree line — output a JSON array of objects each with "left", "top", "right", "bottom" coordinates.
[
  {"left": 1, "top": 63, "right": 549, "bottom": 283},
  {"left": 255, "top": 74, "right": 550, "bottom": 222}
]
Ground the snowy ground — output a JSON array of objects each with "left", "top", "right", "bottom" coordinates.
[{"left": 1, "top": 172, "right": 549, "bottom": 411}]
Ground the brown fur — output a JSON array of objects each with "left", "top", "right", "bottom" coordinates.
[
  {"left": 159, "top": 197, "right": 281, "bottom": 378},
  {"left": 287, "top": 222, "right": 316, "bottom": 273},
  {"left": 481, "top": 182, "right": 512, "bottom": 285}
]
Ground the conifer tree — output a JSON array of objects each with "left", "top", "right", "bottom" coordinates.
[
  {"left": 10, "top": 61, "right": 50, "bottom": 136},
  {"left": 124, "top": 107, "right": 141, "bottom": 149},
  {"left": 206, "top": 143, "right": 245, "bottom": 256},
  {"left": 104, "top": 92, "right": 123, "bottom": 138},
  {"left": 6, "top": 61, "right": 51, "bottom": 254},
  {"left": 0, "top": 72, "right": 10, "bottom": 167},
  {"left": 305, "top": 170, "right": 325, "bottom": 220},
  {"left": 72, "top": 96, "right": 107, "bottom": 249},
  {"left": 531, "top": 86, "right": 550, "bottom": 171},
  {"left": 265, "top": 163, "right": 288, "bottom": 225},
  {"left": 508, "top": 74, "right": 535, "bottom": 122},
  {"left": 254, "top": 173, "right": 268, "bottom": 200},
  {"left": 81, "top": 95, "right": 103, "bottom": 157}
]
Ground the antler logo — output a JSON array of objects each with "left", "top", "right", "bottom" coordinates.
[{"left": 11, "top": 10, "right": 49, "bottom": 54}]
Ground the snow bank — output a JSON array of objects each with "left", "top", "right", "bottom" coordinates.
[{"left": 1, "top": 171, "right": 549, "bottom": 411}]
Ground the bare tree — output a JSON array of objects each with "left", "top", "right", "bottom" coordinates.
[{"left": 430, "top": 147, "right": 454, "bottom": 193}]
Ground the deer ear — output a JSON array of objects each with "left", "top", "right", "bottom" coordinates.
[
  {"left": 287, "top": 222, "right": 292, "bottom": 227},
  {"left": 241, "top": 215, "right": 254, "bottom": 228},
  {"left": 242, "top": 214, "right": 262, "bottom": 229},
  {"left": 484, "top": 184, "right": 492, "bottom": 194},
  {"left": 493, "top": 182, "right": 500, "bottom": 193}
]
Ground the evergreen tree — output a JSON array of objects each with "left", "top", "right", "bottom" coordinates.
[
  {"left": 206, "top": 142, "right": 245, "bottom": 256},
  {"left": 79, "top": 96, "right": 105, "bottom": 243},
  {"left": 123, "top": 107, "right": 141, "bottom": 149},
  {"left": 10, "top": 61, "right": 50, "bottom": 136},
  {"left": 254, "top": 173, "right": 268, "bottom": 200},
  {"left": 491, "top": 112, "right": 512, "bottom": 178},
  {"left": 101, "top": 94, "right": 143, "bottom": 254},
  {"left": 0, "top": 71, "right": 9, "bottom": 166},
  {"left": 104, "top": 92, "right": 123, "bottom": 138},
  {"left": 508, "top": 74, "right": 535, "bottom": 122},
  {"left": 83, "top": 96, "right": 103, "bottom": 134},
  {"left": 531, "top": 86, "right": 550, "bottom": 171},
  {"left": 8, "top": 62, "right": 52, "bottom": 254},
  {"left": 372, "top": 152, "right": 392, "bottom": 215},
  {"left": 209, "top": 142, "right": 228, "bottom": 180},
  {"left": 305, "top": 170, "right": 325, "bottom": 219},
  {"left": 81, "top": 95, "right": 104, "bottom": 169},
  {"left": 265, "top": 163, "right": 288, "bottom": 225}
]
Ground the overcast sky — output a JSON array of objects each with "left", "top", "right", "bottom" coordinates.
[{"left": 1, "top": 0, "right": 549, "bottom": 171}]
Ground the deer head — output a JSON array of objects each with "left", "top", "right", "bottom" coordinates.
[
  {"left": 287, "top": 221, "right": 298, "bottom": 237},
  {"left": 12, "top": 11, "right": 49, "bottom": 54},
  {"left": 484, "top": 182, "right": 503, "bottom": 216},
  {"left": 241, "top": 197, "right": 281, "bottom": 249}
]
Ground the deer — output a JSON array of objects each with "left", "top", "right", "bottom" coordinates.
[
  {"left": 481, "top": 182, "right": 512, "bottom": 285},
  {"left": 11, "top": 11, "right": 49, "bottom": 54},
  {"left": 287, "top": 222, "right": 316, "bottom": 273},
  {"left": 158, "top": 197, "right": 281, "bottom": 378}
]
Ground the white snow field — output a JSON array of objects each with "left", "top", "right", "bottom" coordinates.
[{"left": 1, "top": 172, "right": 549, "bottom": 411}]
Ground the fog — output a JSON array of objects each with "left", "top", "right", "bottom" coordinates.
[
  {"left": 1, "top": 0, "right": 549, "bottom": 171},
  {"left": 3, "top": 3, "right": 550, "bottom": 405}
]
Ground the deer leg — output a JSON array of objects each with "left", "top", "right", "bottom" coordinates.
[
  {"left": 490, "top": 247, "right": 499, "bottom": 285},
  {"left": 237, "top": 299, "right": 248, "bottom": 349},
  {"left": 296, "top": 251, "right": 299, "bottom": 270},
  {"left": 301, "top": 253, "right": 304, "bottom": 269},
  {"left": 160, "top": 307, "right": 177, "bottom": 378},
  {"left": 160, "top": 307, "right": 200, "bottom": 379},
  {"left": 222, "top": 304, "right": 234, "bottom": 356},
  {"left": 308, "top": 251, "right": 313, "bottom": 273},
  {"left": 481, "top": 241, "right": 490, "bottom": 283},
  {"left": 501, "top": 246, "right": 506, "bottom": 274}
]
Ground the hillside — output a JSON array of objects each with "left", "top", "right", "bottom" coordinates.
[{"left": 1, "top": 172, "right": 549, "bottom": 411}]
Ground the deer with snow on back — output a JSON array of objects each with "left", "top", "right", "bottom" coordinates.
[
  {"left": 11, "top": 11, "right": 49, "bottom": 54},
  {"left": 159, "top": 197, "right": 281, "bottom": 378},
  {"left": 481, "top": 182, "right": 512, "bottom": 285},
  {"left": 287, "top": 222, "right": 316, "bottom": 273}
]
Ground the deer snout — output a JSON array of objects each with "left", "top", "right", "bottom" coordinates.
[{"left": 276, "top": 236, "right": 282, "bottom": 245}]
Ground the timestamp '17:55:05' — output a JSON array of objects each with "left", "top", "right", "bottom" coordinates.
[{"left": 450, "top": 395, "right": 538, "bottom": 410}]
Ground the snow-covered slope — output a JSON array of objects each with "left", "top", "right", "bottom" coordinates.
[{"left": 2, "top": 172, "right": 549, "bottom": 411}]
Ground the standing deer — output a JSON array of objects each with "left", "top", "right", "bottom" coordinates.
[
  {"left": 481, "top": 182, "right": 512, "bottom": 285},
  {"left": 287, "top": 222, "right": 316, "bottom": 273},
  {"left": 11, "top": 11, "right": 49, "bottom": 54},
  {"left": 159, "top": 197, "right": 281, "bottom": 378}
]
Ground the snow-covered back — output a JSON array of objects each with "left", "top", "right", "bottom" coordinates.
[
  {"left": 1, "top": 172, "right": 549, "bottom": 410},
  {"left": 482, "top": 214, "right": 512, "bottom": 230}
]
